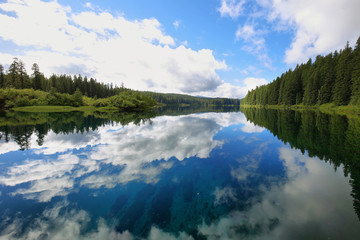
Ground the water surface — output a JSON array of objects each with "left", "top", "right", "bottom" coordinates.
[{"left": 0, "top": 108, "right": 359, "bottom": 239}]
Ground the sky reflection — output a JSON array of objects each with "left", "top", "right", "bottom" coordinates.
[{"left": 0, "top": 111, "right": 359, "bottom": 239}]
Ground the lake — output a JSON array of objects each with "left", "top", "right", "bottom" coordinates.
[{"left": 0, "top": 108, "right": 359, "bottom": 239}]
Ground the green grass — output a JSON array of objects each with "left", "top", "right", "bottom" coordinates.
[
  {"left": 12, "top": 106, "right": 78, "bottom": 112},
  {"left": 12, "top": 105, "right": 120, "bottom": 113},
  {"left": 318, "top": 103, "right": 360, "bottom": 118},
  {"left": 240, "top": 103, "right": 360, "bottom": 118}
]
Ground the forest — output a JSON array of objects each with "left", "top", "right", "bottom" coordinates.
[
  {"left": 0, "top": 58, "right": 240, "bottom": 110},
  {"left": 241, "top": 37, "right": 360, "bottom": 107},
  {"left": 0, "top": 58, "right": 158, "bottom": 111}
]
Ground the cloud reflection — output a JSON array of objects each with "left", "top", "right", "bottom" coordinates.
[
  {"left": 0, "top": 199, "right": 197, "bottom": 240},
  {"left": 1, "top": 113, "right": 359, "bottom": 239},
  {"left": 0, "top": 112, "right": 245, "bottom": 201},
  {"left": 197, "top": 147, "right": 360, "bottom": 239}
]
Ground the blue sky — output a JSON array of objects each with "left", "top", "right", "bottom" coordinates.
[{"left": 0, "top": 0, "right": 359, "bottom": 98}]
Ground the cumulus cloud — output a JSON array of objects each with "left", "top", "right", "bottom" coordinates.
[
  {"left": 239, "top": 77, "right": 267, "bottom": 97},
  {"left": 196, "top": 77, "right": 267, "bottom": 99},
  {"left": 0, "top": 0, "right": 227, "bottom": 95},
  {"left": 218, "top": 0, "right": 246, "bottom": 19},
  {"left": 261, "top": 0, "right": 360, "bottom": 64},
  {"left": 236, "top": 24, "right": 272, "bottom": 68}
]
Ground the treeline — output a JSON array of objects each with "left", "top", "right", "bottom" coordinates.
[
  {"left": 146, "top": 92, "right": 240, "bottom": 107},
  {"left": 0, "top": 58, "right": 157, "bottom": 111},
  {"left": 242, "top": 37, "right": 360, "bottom": 106},
  {"left": 0, "top": 58, "right": 240, "bottom": 110},
  {"left": 0, "top": 58, "right": 125, "bottom": 98},
  {"left": 241, "top": 108, "right": 360, "bottom": 220}
]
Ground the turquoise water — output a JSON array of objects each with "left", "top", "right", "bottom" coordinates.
[{"left": 0, "top": 109, "right": 359, "bottom": 239}]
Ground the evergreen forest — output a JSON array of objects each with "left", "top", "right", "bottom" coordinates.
[
  {"left": 0, "top": 58, "right": 240, "bottom": 110},
  {"left": 241, "top": 37, "right": 360, "bottom": 107}
]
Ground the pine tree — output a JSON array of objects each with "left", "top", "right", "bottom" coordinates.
[
  {"left": 0, "top": 64, "right": 4, "bottom": 88},
  {"left": 333, "top": 42, "right": 353, "bottom": 105},
  {"left": 31, "top": 63, "right": 43, "bottom": 90},
  {"left": 7, "top": 58, "right": 20, "bottom": 88},
  {"left": 318, "top": 53, "right": 336, "bottom": 104},
  {"left": 350, "top": 37, "right": 360, "bottom": 105},
  {"left": 18, "top": 60, "right": 30, "bottom": 89}
]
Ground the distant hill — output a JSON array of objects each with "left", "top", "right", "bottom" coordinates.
[{"left": 143, "top": 91, "right": 240, "bottom": 107}]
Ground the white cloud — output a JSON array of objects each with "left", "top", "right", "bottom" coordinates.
[
  {"left": 195, "top": 76, "right": 266, "bottom": 99},
  {"left": 236, "top": 24, "right": 272, "bottom": 68},
  {"left": 0, "top": 0, "right": 227, "bottom": 95},
  {"left": 261, "top": 0, "right": 360, "bottom": 64},
  {"left": 197, "top": 82, "right": 244, "bottom": 98},
  {"left": 236, "top": 24, "right": 257, "bottom": 41},
  {"left": 85, "top": 2, "right": 94, "bottom": 10},
  {"left": 231, "top": 77, "right": 267, "bottom": 98},
  {"left": 173, "top": 20, "right": 180, "bottom": 29},
  {"left": 181, "top": 40, "right": 189, "bottom": 46},
  {"left": 218, "top": 0, "right": 246, "bottom": 19}
]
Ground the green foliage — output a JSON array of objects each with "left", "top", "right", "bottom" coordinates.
[
  {"left": 242, "top": 37, "right": 360, "bottom": 107},
  {"left": 0, "top": 88, "right": 157, "bottom": 111},
  {"left": 73, "top": 88, "right": 83, "bottom": 107},
  {"left": 106, "top": 91, "right": 157, "bottom": 111}
]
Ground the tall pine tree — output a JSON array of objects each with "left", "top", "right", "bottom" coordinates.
[
  {"left": 333, "top": 42, "right": 353, "bottom": 105},
  {"left": 350, "top": 37, "right": 360, "bottom": 106}
]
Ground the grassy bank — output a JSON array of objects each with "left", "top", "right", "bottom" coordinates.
[
  {"left": 12, "top": 105, "right": 119, "bottom": 113},
  {"left": 240, "top": 103, "right": 360, "bottom": 118}
]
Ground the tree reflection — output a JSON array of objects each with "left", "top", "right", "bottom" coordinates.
[
  {"left": 241, "top": 107, "right": 360, "bottom": 220},
  {"left": 0, "top": 106, "right": 239, "bottom": 151},
  {"left": 0, "top": 111, "right": 156, "bottom": 150}
]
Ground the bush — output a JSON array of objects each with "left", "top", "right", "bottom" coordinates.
[
  {"left": 4, "top": 100, "right": 15, "bottom": 108},
  {"left": 15, "top": 96, "right": 31, "bottom": 107}
]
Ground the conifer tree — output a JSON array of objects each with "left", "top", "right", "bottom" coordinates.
[
  {"left": 350, "top": 37, "right": 360, "bottom": 105},
  {"left": 333, "top": 42, "right": 353, "bottom": 105},
  {"left": 7, "top": 58, "right": 20, "bottom": 88},
  {"left": 0, "top": 65, "right": 4, "bottom": 88},
  {"left": 318, "top": 53, "right": 336, "bottom": 104},
  {"left": 31, "top": 63, "right": 43, "bottom": 90}
]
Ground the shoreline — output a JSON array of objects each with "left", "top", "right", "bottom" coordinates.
[{"left": 240, "top": 103, "right": 360, "bottom": 118}]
